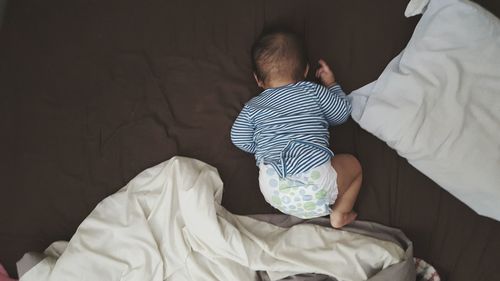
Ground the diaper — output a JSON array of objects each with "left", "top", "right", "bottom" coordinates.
[{"left": 258, "top": 161, "right": 338, "bottom": 219}]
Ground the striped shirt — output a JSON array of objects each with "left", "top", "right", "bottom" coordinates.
[{"left": 231, "top": 81, "right": 351, "bottom": 178}]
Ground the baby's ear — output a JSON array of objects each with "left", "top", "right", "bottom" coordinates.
[{"left": 253, "top": 73, "right": 264, "bottom": 88}]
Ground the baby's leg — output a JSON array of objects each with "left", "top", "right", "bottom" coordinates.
[{"left": 329, "top": 154, "right": 362, "bottom": 228}]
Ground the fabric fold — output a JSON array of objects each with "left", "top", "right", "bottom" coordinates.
[{"left": 21, "top": 157, "right": 406, "bottom": 281}]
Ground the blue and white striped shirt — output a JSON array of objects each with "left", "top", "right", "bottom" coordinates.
[{"left": 231, "top": 81, "right": 351, "bottom": 178}]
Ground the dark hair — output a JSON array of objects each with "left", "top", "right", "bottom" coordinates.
[{"left": 251, "top": 28, "right": 308, "bottom": 84}]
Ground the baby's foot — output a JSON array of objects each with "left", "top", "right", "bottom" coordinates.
[{"left": 330, "top": 211, "right": 357, "bottom": 228}]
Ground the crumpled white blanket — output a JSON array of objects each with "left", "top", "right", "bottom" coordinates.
[{"left": 21, "top": 157, "right": 403, "bottom": 281}]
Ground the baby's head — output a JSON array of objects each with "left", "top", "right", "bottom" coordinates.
[{"left": 251, "top": 29, "right": 308, "bottom": 89}]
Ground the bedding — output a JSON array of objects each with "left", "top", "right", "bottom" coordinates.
[
  {"left": 20, "top": 157, "right": 406, "bottom": 281},
  {"left": 1, "top": 0, "right": 500, "bottom": 280},
  {"left": 16, "top": 218, "right": 418, "bottom": 281},
  {"left": 16, "top": 218, "right": 420, "bottom": 281},
  {"left": 350, "top": 0, "right": 500, "bottom": 220}
]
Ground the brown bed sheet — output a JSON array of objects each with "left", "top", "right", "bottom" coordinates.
[{"left": 0, "top": 0, "right": 499, "bottom": 279}]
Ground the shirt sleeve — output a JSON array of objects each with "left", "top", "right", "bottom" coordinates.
[
  {"left": 231, "top": 106, "right": 257, "bottom": 154},
  {"left": 314, "top": 83, "right": 352, "bottom": 126}
]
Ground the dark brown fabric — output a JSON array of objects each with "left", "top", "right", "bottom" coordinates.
[{"left": 0, "top": 0, "right": 499, "bottom": 279}]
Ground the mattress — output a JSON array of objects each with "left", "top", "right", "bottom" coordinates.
[{"left": 0, "top": 0, "right": 499, "bottom": 279}]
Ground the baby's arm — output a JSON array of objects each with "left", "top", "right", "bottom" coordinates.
[
  {"left": 231, "top": 107, "right": 257, "bottom": 154},
  {"left": 316, "top": 59, "right": 337, "bottom": 87},
  {"left": 315, "top": 59, "right": 352, "bottom": 125}
]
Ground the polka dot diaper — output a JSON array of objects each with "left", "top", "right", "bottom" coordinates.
[{"left": 258, "top": 161, "right": 338, "bottom": 219}]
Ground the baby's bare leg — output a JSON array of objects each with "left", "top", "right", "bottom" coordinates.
[{"left": 329, "top": 154, "right": 362, "bottom": 228}]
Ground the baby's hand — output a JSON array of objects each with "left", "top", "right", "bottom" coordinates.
[{"left": 315, "top": 59, "right": 336, "bottom": 87}]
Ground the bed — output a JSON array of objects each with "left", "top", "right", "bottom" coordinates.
[{"left": 0, "top": 0, "right": 499, "bottom": 280}]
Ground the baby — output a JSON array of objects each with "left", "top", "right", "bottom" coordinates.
[{"left": 231, "top": 29, "right": 362, "bottom": 228}]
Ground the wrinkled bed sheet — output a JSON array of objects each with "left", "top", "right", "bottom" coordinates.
[
  {"left": 20, "top": 157, "right": 406, "bottom": 281},
  {"left": 1, "top": 0, "right": 500, "bottom": 280}
]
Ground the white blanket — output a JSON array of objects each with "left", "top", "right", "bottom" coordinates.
[
  {"left": 21, "top": 157, "right": 403, "bottom": 281},
  {"left": 350, "top": 0, "right": 500, "bottom": 220}
]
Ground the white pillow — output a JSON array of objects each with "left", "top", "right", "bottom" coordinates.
[{"left": 350, "top": 0, "right": 500, "bottom": 221}]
